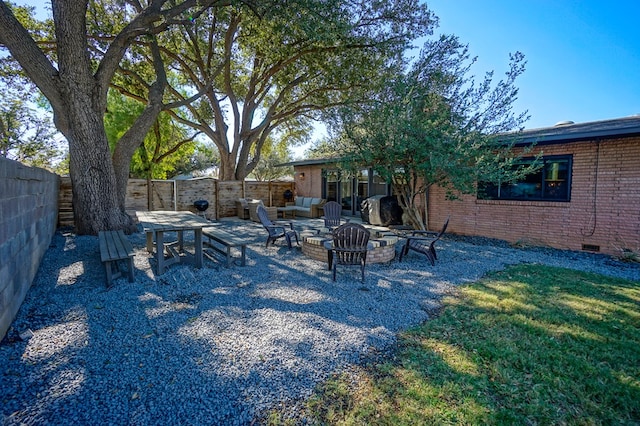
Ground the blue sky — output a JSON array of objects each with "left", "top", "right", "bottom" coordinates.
[
  {"left": 424, "top": 0, "right": 640, "bottom": 129},
  {"left": 15, "top": 1, "right": 640, "bottom": 144}
]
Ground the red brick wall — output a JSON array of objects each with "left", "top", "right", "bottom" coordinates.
[{"left": 428, "top": 137, "right": 640, "bottom": 256}]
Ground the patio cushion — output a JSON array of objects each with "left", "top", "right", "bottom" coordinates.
[
  {"left": 302, "top": 197, "right": 312, "bottom": 208},
  {"left": 310, "top": 197, "right": 322, "bottom": 206},
  {"left": 295, "top": 197, "right": 304, "bottom": 207}
]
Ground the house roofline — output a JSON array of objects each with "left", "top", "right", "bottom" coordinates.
[
  {"left": 281, "top": 116, "right": 640, "bottom": 165},
  {"left": 276, "top": 157, "right": 341, "bottom": 167},
  {"left": 508, "top": 115, "right": 640, "bottom": 146}
]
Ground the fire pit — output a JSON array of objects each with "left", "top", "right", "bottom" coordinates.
[{"left": 300, "top": 226, "right": 398, "bottom": 264}]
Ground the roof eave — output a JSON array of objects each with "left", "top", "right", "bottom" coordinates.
[
  {"left": 276, "top": 157, "right": 342, "bottom": 167},
  {"left": 511, "top": 126, "right": 640, "bottom": 146}
]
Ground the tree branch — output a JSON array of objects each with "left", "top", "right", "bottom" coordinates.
[{"left": 0, "top": 1, "right": 64, "bottom": 116}]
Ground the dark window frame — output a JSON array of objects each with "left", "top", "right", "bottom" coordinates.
[{"left": 478, "top": 154, "right": 573, "bottom": 202}]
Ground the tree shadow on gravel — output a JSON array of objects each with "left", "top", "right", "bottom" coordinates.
[{"left": 2, "top": 222, "right": 637, "bottom": 424}]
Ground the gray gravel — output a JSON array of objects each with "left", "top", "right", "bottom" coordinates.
[{"left": 1, "top": 218, "right": 638, "bottom": 425}]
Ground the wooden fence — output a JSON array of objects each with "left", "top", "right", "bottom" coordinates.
[{"left": 58, "top": 177, "right": 294, "bottom": 228}]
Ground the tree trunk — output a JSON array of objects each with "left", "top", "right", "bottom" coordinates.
[
  {"left": 61, "top": 95, "right": 135, "bottom": 235},
  {"left": 0, "top": 0, "right": 167, "bottom": 235},
  {"left": 219, "top": 153, "right": 238, "bottom": 180},
  {"left": 393, "top": 182, "right": 426, "bottom": 230},
  {"left": 403, "top": 204, "right": 425, "bottom": 230}
]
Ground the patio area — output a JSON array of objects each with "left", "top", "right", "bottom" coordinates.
[{"left": 1, "top": 216, "right": 638, "bottom": 424}]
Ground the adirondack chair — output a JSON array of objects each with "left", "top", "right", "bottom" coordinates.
[
  {"left": 322, "top": 201, "right": 349, "bottom": 231},
  {"left": 326, "top": 222, "right": 371, "bottom": 282},
  {"left": 399, "top": 216, "right": 450, "bottom": 265},
  {"left": 257, "top": 204, "right": 298, "bottom": 248}
]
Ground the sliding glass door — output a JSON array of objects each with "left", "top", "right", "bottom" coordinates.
[
  {"left": 322, "top": 168, "right": 391, "bottom": 216},
  {"left": 325, "top": 170, "right": 339, "bottom": 202}
]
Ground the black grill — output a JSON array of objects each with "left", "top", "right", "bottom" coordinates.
[{"left": 193, "top": 200, "right": 209, "bottom": 212}]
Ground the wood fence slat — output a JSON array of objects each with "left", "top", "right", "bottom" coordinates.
[{"left": 58, "top": 177, "right": 294, "bottom": 228}]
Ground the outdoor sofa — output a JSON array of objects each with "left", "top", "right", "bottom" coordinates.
[{"left": 282, "top": 197, "right": 325, "bottom": 218}]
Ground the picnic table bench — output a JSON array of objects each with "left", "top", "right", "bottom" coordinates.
[
  {"left": 98, "top": 230, "right": 135, "bottom": 287},
  {"left": 202, "top": 227, "right": 247, "bottom": 267}
]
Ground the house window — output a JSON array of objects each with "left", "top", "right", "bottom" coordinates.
[
  {"left": 478, "top": 155, "right": 572, "bottom": 202},
  {"left": 370, "top": 170, "right": 388, "bottom": 196}
]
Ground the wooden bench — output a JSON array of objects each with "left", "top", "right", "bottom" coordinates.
[
  {"left": 98, "top": 230, "right": 135, "bottom": 287},
  {"left": 202, "top": 227, "right": 247, "bottom": 267}
]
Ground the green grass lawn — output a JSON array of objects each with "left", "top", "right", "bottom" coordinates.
[{"left": 270, "top": 264, "right": 640, "bottom": 425}]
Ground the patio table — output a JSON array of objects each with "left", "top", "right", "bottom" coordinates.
[
  {"left": 277, "top": 205, "right": 298, "bottom": 219},
  {"left": 136, "top": 210, "right": 210, "bottom": 275}
]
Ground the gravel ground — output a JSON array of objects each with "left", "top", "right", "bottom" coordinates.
[{"left": 1, "top": 218, "right": 638, "bottom": 425}]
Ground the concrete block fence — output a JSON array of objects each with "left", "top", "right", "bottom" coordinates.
[
  {"left": 0, "top": 158, "right": 59, "bottom": 341},
  {"left": 2, "top": 170, "right": 294, "bottom": 340}
]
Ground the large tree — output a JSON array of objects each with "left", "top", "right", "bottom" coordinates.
[
  {"left": 0, "top": 0, "right": 233, "bottom": 234},
  {"left": 335, "top": 35, "right": 533, "bottom": 230},
  {"left": 111, "top": 0, "right": 436, "bottom": 180}
]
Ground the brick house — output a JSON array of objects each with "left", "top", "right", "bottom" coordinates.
[{"left": 287, "top": 116, "right": 640, "bottom": 256}]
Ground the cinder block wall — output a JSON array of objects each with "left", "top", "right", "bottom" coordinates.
[
  {"left": 428, "top": 137, "right": 640, "bottom": 256},
  {"left": 0, "top": 158, "right": 59, "bottom": 340}
]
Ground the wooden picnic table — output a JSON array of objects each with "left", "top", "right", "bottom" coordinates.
[{"left": 136, "top": 210, "right": 210, "bottom": 275}]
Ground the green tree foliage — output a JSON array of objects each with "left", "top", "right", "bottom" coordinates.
[
  {"left": 172, "top": 142, "right": 218, "bottom": 178},
  {"left": 336, "top": 35, "right": 533, "bottom": 230},
  {"left": 305, "top": 135, "right": 347, "bottom": 159},
  {"left": 0, "top": 3, "right": 62, "bottom": 170},
  {"left": 110, "top": 0, "right": 436, "bottom": 181},
  {"left": 249, "top": 134, "right": 293, "bottom": 181},
  {"left": 0, "top": 82, "right": 62, "bottom": 170},
  {"left": 104, "top": 90, "right": 212, "bottom": 179}
]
